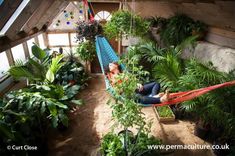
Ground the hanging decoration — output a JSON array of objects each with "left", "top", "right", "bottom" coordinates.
[
  {"left": 83, "top": 0, "right": 95, "bottom": 21},
  {"left": 52, "top": 1, "right": 85, "bottom": 28}
]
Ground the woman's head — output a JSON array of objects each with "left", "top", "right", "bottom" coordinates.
[
  {"left": 109, "top": 62, "right": 119, "bottom": 72},
  {"left": 105, "top": 62, "right": 121, "bottom": 75}
]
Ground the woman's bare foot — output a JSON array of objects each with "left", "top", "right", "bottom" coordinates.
[{"left": 160, "top": 90, "right": 170, "bottom": 102}]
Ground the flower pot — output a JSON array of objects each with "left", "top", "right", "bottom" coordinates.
[
  {"left": 194, "top": 122, "right": 210, "bottom": 140},
  {"left": 153, "top": 106, "right": 175, "bottom": 123}
]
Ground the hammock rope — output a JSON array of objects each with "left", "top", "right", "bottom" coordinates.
[{"left": 95, "top": 35, "right": 235, "bottom": 107}]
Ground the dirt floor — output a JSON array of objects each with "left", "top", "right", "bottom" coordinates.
[{"left": 48, "top": 75, "right": 215, "bottom": 156}]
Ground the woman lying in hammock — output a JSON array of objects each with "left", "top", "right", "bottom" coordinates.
[{"left": 105, "top": 62, "right": 170, "bottom": 104}]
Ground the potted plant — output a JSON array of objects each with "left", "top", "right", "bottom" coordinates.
[
  {"left": 75, "top": 20, "right": 103, "bottom": 42},
  {"left": 154, "top": 106, "right": 175, "bottom": 122}
]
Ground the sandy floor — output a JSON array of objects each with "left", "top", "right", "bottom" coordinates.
[{"left": 48, "top": 75, "right": 214, "bottom": 156}]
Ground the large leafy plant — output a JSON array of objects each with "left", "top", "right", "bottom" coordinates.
[
  {"left": 55, "top": 51, "right": 89, "bottom": 86},
  {"left": 8, "top": 45, "right": 64, "bottom": 84},
  {"left": 104, "top": 10, "right": 150, "bottom": 39}
]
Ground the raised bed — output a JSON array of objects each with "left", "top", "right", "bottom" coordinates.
[{"left": 153, "top": 106, "right": 175, "bottom": 122}]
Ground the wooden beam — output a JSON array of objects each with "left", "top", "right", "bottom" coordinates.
[
  {"left": 21, "top": 0, "right": 55, "bottom": 34},
  {"left": 5, "top": 49, "right": 14, "bottom": 65},
  {"left": 68, "top": 33, "right": 72, "bottom": 51},
  {"left": 0, "top": 0, "right": 22, "bottom": 30},
  {"left": 22, "top": 42, "right": 30, "bottom": 59},
  {"left": 5, "top": 0, "right": 44, "bottom": 40},
  {"left": 0, "top": 29, "right": 46, "bottom": 53}
]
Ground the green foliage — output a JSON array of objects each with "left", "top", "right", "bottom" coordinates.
[
  {"left": 104, "top": 10, "right": 150, "bottom": 39},
  {"left": 76, "top": 20, "right": 103, "bottom": 42},
  {"left": 156, "top": 106, "right": 174, "bottom": 117},
  {"left": 55, "top": 52, "right": 89, "bottom": 86},
  {"left": 159, "top": 14, "right": 206, "bottom": 46},
  {"left": 101, "top": 133, "right": 126, "bottom": 156},
  {"left": 102, "top": 48, "right": 161, "bottom": 155},
  {"left": 8, "top": 45, "right": 64, "bottom": 84},
  {"left": 76, "top": 40, "right": 96, "bottom": 62}
]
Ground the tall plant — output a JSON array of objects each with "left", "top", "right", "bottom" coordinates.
[
  {"left": 8, "top": 45, "right": 64, "bottom": 84},
  {"left": 102, "top": 50, "right": 161, "bottom": 156}
]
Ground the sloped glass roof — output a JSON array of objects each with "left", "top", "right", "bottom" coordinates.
[{"left": 0, "top": 0, "right": 4, "bottom": 6}]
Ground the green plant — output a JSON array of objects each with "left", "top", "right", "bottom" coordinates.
[
  {"left": 8, "top": 45, "right": 64, "bottom": 84},
  {"left": 101, "top": 133, "right": 126, "bottom": 156},
  {"left": 55, "top": 51, "right": 89, "bottom": 86},
  {"left": 76, "top": 20, "right": 103, "bottom": 42},
  {"left": 104, "top": 10, "right": 150, "bottom": 39},
  {"left": 160, "top": 14, "right": 195, "bottom": 46},
  {"left": 76, "top": 40, "right": 96, "bottom": 62},
  {"left": 156, "top": 106, "right": 174, "bottom": 117},
  {"left": 102, "top": 49, "right": 161, "bottom": 156}
]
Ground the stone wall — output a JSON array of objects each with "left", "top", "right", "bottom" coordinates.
[{"left": 182, "top": 42, "right": 235, "bottom": 73}]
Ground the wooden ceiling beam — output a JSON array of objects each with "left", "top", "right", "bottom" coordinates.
[
  {"left": 5, "top": 0, "right": 44, "bottom": 40},
  {"left": 0, "top": 27, "right": 46, "bottom": 53},
  {"left": 0, "top": 0, "right": 22, "bottom": 30},
  {"left": 21, "top": 0, "right": 55, "bottom": 34}
]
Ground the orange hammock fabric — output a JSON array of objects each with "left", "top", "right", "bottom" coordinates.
[{"left": 153, "top": 80, "right": 235, "bottom": 107}]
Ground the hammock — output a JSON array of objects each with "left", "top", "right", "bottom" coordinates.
[{"left": 95, "top": 35, "right": 235, "bottom": 107}]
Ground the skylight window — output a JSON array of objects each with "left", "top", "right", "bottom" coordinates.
[
  {"left": 0, "top": 0, "right": 4, "bottom": 6},
  {"left": 0, "top": 0, "right": 30, "bottom": 36}
]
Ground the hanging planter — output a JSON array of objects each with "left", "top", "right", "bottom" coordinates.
[
  {"left": 153, "top": 106, "right": 175, "bottom": 122},
  {"left": 75, "top": 20, "right": 103, "bottom": 42}
]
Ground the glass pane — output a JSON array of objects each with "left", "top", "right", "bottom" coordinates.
[
  {"left": 48, "top": 33, "right": 69, "bottom": 46},
  {"left": 38, "top": 34, "right": 46, "bottom": 49},
  {"left": 27, "top": 38, "right": 35, "bottom": 57},
  {"left": 0, "top": 51, "right": 10, "bottom": 78},
  {"left": 11, "top": 44, "right": 26, "bottom": 62}
]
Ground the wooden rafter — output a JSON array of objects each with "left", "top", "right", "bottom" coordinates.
[{"left": 5, "top": 0, "right": 44, "bottom": 40}]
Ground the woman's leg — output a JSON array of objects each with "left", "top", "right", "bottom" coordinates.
[
  {"left": 151, "top": 82, "right": 161, "bottom": 96},
  {"left": 139, "top": 82, "right": 156, "bottom": 95},
  {"left": 138, "top": 95, "right": 161, "bottom": 104}
]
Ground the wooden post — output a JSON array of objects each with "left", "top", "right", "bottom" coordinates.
[
  {"left": 68, "top": 33, "right": 72, "bottom": 52},
  {"left": 42, "top": 33, "right": 49, "bottom": 48},
  {"left": 22, "top": 42, "right": 30, "bottom": 59},
  {"left": 5, "top": 49, "right": 14, "bottom": 66},
  {"left": 34, "top": 35, "right": 39, "bottom": 45}
]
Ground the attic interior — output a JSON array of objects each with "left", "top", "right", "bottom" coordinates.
[{"left": 0, "top": 0, "right": 235, "bottom": 156}]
